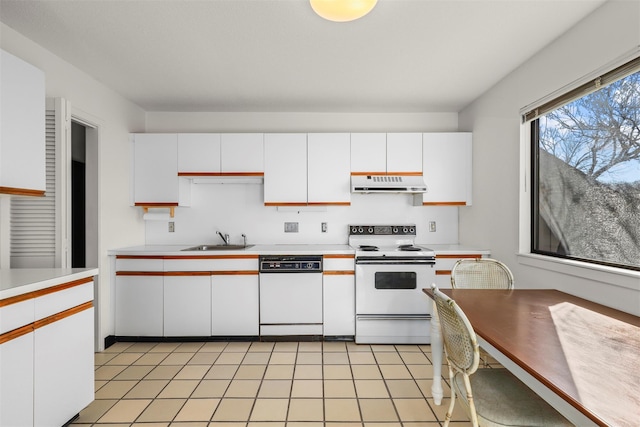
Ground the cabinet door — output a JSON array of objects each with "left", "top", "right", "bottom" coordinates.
[
  {"left": 0, "top": 332, "right": 34, "bottom": 427},
  {"left": 221, "top": 133, "right": 264, "bottom": 174},
  {"left": 0, "top": 49, "right": 45, "bottom": 195},
  {"left": 350, "top": 133, "right": 386, "bottom": 174},
  {"left": 133, "top": 133, "right": 179, "bottom": 203},
  {"left": 164, "top": 274, "right": 211, "bottom": 336},
  {"left": 178, "top": 133, "right": 221, "bottom": 174},
  {"left": 421, "top": 133, "right": 472, "bottom": 205},
  {"left": 212, "top": 273, "right": 259, "bottom": 336},
  {"left": 34, "top": 307, "right": 94, "bottom": 427},
  {"left": 387, "top": 133, "right": 423, "bottom": 174},
  {"left": 323, "top": 274, "right": 355, "bottom": 336},
  {"left": 264, "top": 133, "right": 307, "bottom": 205},
  {"left": 115, "top": 275, "right": 163, "bottom": 336},
  {"left": 308, "top": 133, "right": 351, "bottom": 205}
]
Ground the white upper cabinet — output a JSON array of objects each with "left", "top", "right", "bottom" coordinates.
[
  {"left": 350, "top": 133, "right": 422, "bottom": 175},
  {"left": 419, "top": 132, "right": 472, "bottom": 206},
  {"left": 221, "top": 133, "right": 264, "bottom": 174},
  {"left": 350, "top": 133, "right": 387, "bottom": 174},
  {"left": 133, "top": 133, "right": 181, "bottom": 204},
  {"left": 264, "top": 133, "right": 308, "bottom": 205},
  {"left": 177, "top": 133, "right": 221, "bottom": 174},
  {"left": 387, "top": 133, "right": 423, "bottom": 174},
  {"left": 307, "top": 133, "right": 351, "bottom": 205},
  {"left": 0, "top": 49, "right": 45, "bottom": 196},
  {"left": 177, "top": 133, "right": 264, "bottom": 176}
]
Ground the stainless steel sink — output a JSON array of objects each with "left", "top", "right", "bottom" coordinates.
[{"left": 181, "top": 244, "right": 254, "bottom": 251}]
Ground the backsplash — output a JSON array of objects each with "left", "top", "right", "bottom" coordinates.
[{"left": 144, "top": 183, "right": 460, "bottom": 246}]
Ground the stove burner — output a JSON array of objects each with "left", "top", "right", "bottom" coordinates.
[
  {"left": 398, "top": 244, "right": 422, "bottom": 252},
  {"left": 359, "top": 245, "right": 379, "bottom": 252}
]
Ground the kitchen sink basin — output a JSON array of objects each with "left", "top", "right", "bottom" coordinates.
[{"left": 181, "top": 244, "right": 254, "bottom": 251}]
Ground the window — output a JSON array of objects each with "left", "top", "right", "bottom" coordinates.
[{"left": 529, "top": 60, "right": 640, "bottom": 271}]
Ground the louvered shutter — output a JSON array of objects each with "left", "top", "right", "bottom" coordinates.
[{"left": 10, "top": 106, "right": 57, "bottom": 267}]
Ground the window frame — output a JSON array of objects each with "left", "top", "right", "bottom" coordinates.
[{"left": 519, "top": 52, "right": 640, "bottom": 276}]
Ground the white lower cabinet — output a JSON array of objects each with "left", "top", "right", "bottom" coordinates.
[
  {"left": 0, "top": 273, "right": 95, "bottom": 427},
  {"left": 323, "top": 256, "right": 355, "bottom": 337},
  {"left": 212, "top": 274, "right": 259, "bottom": 336},
  {"left": 323, "top": 273, "right": 355, "bottom": 336},
  {"left": 164, "top": 275, "right": 211, "bottom": 336},
  {"left": 34, "top": 308, "right": 94, "bottom": 427},
  {"left": 115, "top": 275, "right": 164, "bottom": 336},
  {"left": 0, "top": 332, "right": 34, "bottom": 427}
]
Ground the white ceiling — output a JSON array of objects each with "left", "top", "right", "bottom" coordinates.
[{"left": 0, "top": 0, "right": 607, "bottom": 113}]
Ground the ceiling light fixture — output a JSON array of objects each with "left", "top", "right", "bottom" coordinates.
[{"left": 310, "top": 0, "right": 377, "bottom": 22}]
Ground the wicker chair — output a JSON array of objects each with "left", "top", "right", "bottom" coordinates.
[
  {"left": 430, "top": 284, "right": 572, "bottom": 427},
  {"left": 450, "top": 258, "right": 514, "bottom": 366},
  {"left": 450, "top": 258, "right": 514, "bottom": 290}
]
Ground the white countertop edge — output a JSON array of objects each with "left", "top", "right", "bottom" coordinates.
[
  {"left": 0, "top": 268, "right": 99, "bottom": 299},
  {"left": 108, "top": 244, "right": 490, "bottom": 256},
  {"left": 427, "top": 244, "right": 491, "bottom": 255}
]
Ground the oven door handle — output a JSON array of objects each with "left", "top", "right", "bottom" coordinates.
[{"left": 356, "top": 259, "right": 435, "bottom": 265}]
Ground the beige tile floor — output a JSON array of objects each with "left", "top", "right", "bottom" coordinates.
[{"left": 72, "top": 340, "right": 481, "bottom": 426}]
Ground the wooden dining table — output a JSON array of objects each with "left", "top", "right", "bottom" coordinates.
[{"left": 422, "top": 288, "right": 640, "bottom": 427}]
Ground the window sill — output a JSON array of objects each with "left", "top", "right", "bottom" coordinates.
[{"left": 517, "top": 253, "right": 640, "bottom": 291}]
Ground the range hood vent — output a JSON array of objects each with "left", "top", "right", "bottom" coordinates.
[{"left": 351, "top": 175, "right": 427, "bottom": 193}]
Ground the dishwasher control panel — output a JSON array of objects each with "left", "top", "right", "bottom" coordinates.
[{"left": 259, "top": 255, "right": 323, "bottom": 272}]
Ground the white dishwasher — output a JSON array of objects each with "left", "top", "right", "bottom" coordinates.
[{"left": 259, "top": 255, "right": 323, "bottom": 336}]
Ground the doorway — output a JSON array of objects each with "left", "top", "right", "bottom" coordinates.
[{"left": 71, "top": 120, "right": 98, "bottom": 269}]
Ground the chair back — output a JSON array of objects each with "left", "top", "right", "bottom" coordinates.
[
  {"left": 451, "top": 258, "right": 514, "bottom": 289},
  {"left": 431, "top": 284, "right": 480, "bottom": 375}
]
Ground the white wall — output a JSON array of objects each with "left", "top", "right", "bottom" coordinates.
[
  {"left": 458, "top": 0, "right": 640, "bottom": 315},
  {"left": 144, "top": 112, "right": 462, "bottom": 246},
  {"left": 0, "top": 23, "right": 147, "bottom": 348},
  {"left": 145, "top": 184, "right": 461, "bottom": 246}
]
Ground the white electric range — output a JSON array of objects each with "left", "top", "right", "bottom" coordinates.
[{"left": 349, "top": 225, "right": 436, "bottom": 344}]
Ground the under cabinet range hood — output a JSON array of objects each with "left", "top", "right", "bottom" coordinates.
[{"left": 351, "top": 175, "right": 428, "bottom": 193}]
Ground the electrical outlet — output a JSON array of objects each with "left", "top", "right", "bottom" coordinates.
[
  {"left": 284, "top": 222, "right": 299, "bottom": 233},
  {"left": 168, "top": 222, "right": 175, "bottom": 232},
  {"left": 321, "top": 222, "right": 327, "bottom": 233},
  {"left": 429, "top": 221, "right": 436, "bottom": 232}
]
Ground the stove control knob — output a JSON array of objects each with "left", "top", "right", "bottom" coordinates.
[
  {"left": 409, "top": 227, "right": 415, "bottom": 233},
  {"left": 393, "top": 227, "right": 398, "bottom": 234},
  {"left": 368, "top": 227, "right": 374, "bottom": 234},
  {"left": 351, "top": 227, "right": 358, "bottom": 234},
  {"left": 403, "top": 227, "right": 408, "bottom": 234},
  {"left": 358, "top": 227, "right": 364, "bottom": 234}
]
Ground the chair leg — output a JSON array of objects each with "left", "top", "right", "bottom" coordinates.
[
  {"left": 462, "top": 373, "right": 480, "bottom": 427},
  {"left": 443, "top": 367, "right": 456, "bottom": 427}
]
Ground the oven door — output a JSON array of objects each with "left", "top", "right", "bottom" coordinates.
[{"left": 355, "top": 258, "right": 434, "bottom": 315}]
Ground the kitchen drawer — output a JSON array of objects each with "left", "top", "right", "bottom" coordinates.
[
  {"left": 355, "top": 316, "right": 430, "bottom": 344},
  {"left": 116, "top": 257, "right": 163, "bottom": 272},
  {"left": 164, "top": 257, "right": 258, "bottom": 272},
  {"left": 34, "top": 281, "right": 93, "bottom": 321},
  {"left": 212, "top": 256, "right": 259, "bottom": 271},
  {"left": 323, "top": 255, "right": 355, "bottom": 271},
  {"left": 163, "top": 259, "right": 216, "bottom": 271},
  {"left": 0, "top": 298, "right": 34, "bottom": 335}
]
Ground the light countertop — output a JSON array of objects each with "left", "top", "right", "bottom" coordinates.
[
  {"left": 109, "top": 244, "right": 489, "bottom": 256},
  {"left": 109, "top": 244, "right": 355, "bottom": 256},
  {"left": 0, "top": 268, "right": 99, "bottom": 299}
]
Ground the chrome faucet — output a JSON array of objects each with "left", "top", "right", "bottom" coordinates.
[{"left": 217, "top": 231, "right": 230, "bottom": 245}]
